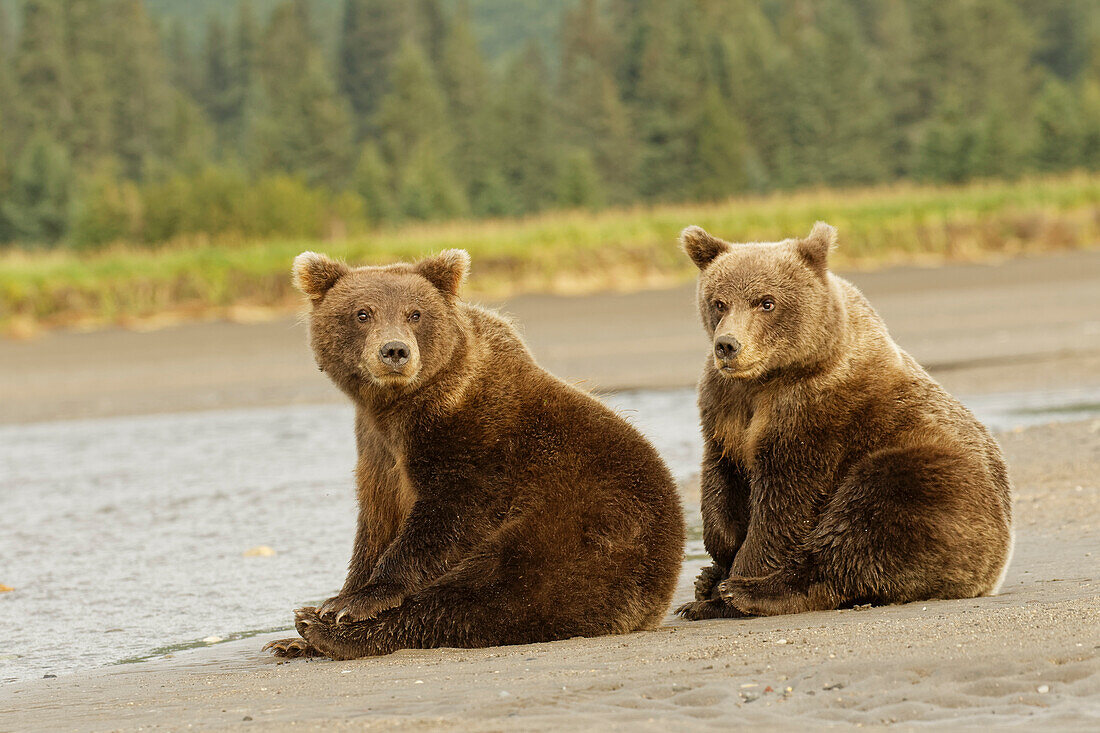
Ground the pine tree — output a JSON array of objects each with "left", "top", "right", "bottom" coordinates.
[
  {"left": 689, "top": 85, "right": 749, "bottom": 199},
  {"left": 908, "top": 0, "right": 1038, "bottom": 182},
  {"left": 702, "top": 0, "right": 791, "bottom": 190},
  {"left": 13, "top": 0, "right": 70, "bottom": 147},
  {"left": 1, "top": 133, "right": 73, "bottom": 244},
  {"left": 413, "top": 0, "right": 447, "bottom": 67},
  {"left": 871, "top": 0, "right": 921, "bottom": 177},
  {"left": 1033, "top": 77, "right": 1084, "bottom": 172},
  {"left": 353, "top": 140, "right": 397, "bottom": 224},
  {"left": 65, "top": 0, "right": 117, "bottom": 170},
  {"left": 202, "top": 18, "right": 236, "bottom": 134},
  {"left": 228, "top": 0, "right": 261, "bottom": 155},
  {"left": 376, "top": 40, "right": 467, "bottom": 219},
  {"left": 339, "top": 0, "right": 408, "bottom": 134},
  {"left": 493, "top": 42, "right": 558, "bottom": 213},
  {"left": 777, "top": 0, "right": 891, "bottom": 186},
  {"left": 252, "top": 0, "right": 354, "bottom": 187},
  {"left": 1080, "top": 80, "right": 1100, "bottom": 171},
  {"left": 166, "top": 21, "right": 201, "bottom": 100},
  {"left": 398, "top": 142, "right": 469, "bottom": 220},
  {"left": 438, "top": 2, "right": 501, "bottom": 215},
  {"left": 555, "top": 148, "right": 604, "bottom": 209},
  {"left": 627, "top": 0, "right": 707, "bottom": 199},
  {"left": 0, "top": 1, "right": 15, "bottom": 221},
  {"left": 558, "top": 0, "right": 636, "bottom": 204},
  {"left": 104, "top": 0, "right": 176, "bottom": 179}
]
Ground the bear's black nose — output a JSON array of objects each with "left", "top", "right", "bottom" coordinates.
[
  {"left": 380, "top": 341, "right": 411, "bottom": 367},
  {"left": 714, "top": 335, "right": 742, "bottom": 360}
]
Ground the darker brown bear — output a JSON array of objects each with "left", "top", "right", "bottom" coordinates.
[
  {"left": 676, "top": 223, "right": 1013, "bottom": 621},
  {"left": 264, "top": 249, "right": 684, "bottom": 660}
]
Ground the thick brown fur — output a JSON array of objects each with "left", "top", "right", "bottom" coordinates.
[
  {"left": 264, "top": 250, "right": 684, "bottom": 660},
  {"left": 675, "top": 224, "right": 1013, "bottom": 622}
]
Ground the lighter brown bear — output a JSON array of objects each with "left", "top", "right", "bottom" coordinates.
[
  {"left": 264, "top": 249, "right": 684, "bottom": 660},
  {"left": 676, "top": 223, "right": 1013, "bottom": 621}
]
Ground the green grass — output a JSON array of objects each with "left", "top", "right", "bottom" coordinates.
[{"left": 4, "top": 173, "right": 1100, "bottom": 334}]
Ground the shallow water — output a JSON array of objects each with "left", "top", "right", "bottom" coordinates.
[{"left": 2, "top": 386, "right": 1098, "bottom": 683}]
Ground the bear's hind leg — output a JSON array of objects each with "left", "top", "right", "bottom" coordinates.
[
  {"left": 805, "top": 446, "right": 1008, "bottom": 608},
  {"left": 717, "top": 568, "right": 841, "bottom": 616},
  {"left": 292, "top": 553, "right": 560, "bottom": 660},
  {"left": 718, "top": 446, "right": 1008, "bottom": 617}
]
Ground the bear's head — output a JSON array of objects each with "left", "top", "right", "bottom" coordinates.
[
  {"left": 292, "top": 249, "right": 471, "bottom": 397},
  {"left": 680, "top": 222, "right": 842, "bottom": 381}
]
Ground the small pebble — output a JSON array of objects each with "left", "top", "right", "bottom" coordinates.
[
  {"left": 1037, "top": 685, "right": 1050, "bottom": 694},
  {"left": 243, "top": 716, "right": 252, "bottom": 721},
  {"left": 0, "top": 584, "right": 13, "bottom": 593},
  {"left": 499, "top": 691, "right": 511, "bottom": 698},
  {"left": 202, "top": 636, "right": 223, "bottom": 644},
  {"left": 414, "top": 680, "right": 424, "bottom": 684},
  {"left": 775, "top": 638, "right": 788, "bottom": 645},
  {"left": 42, "top": 674, "right": 56, "bottom": 679},
  {"left": 242, "top": 545, "right": 276, "bottom": 558}
]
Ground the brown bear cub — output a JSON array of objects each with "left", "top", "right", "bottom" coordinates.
[
  {"left": 264, "top": 249, "right": 684, "bottom": 660},
  {"left": 676, "top": 223, "right": 1013, "bottom": 621}
]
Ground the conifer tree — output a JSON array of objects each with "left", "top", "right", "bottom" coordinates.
[
  {"left": 13, "top": 0, "right": 70, "bottom": 147},
  {"left": 1, "top": 134, "right": 73, "bottom": 244},
  {"left": 558, "top": 0, "right": 636, "bottom": 204},
  {"left": 689, "top": 86, "right": 748, "bottom": 199},
  {"left": 353, "top": 140, "right": 397, "bottom": 224},
  {"left": 202, "top": 18, "right": 236, "bottom": 134},
  {"left": 494, "top": 42, "right": 558, "bottom": 213},
  {"left": 104, "top": 0, "right": 177, "bottom": 179},
  {"left": 555, "top": 149, "right": 604, "bottom": 209},
  {"left": 438, "top": 2, "right": 500, "bottom": 215},
  {"left": 376, "top": 40, "right": 467, "bottom": 219},
  {"left": 1033, "top": 77, "right": 1084, "bottom": 172},
  {"left": 252, "top": 0, "right": 354, "bottom": 187},
  {"left": 65, "top": 0, "right": 117, "bottom": 170},
  {"left": 166, "top": 22, "right": 201, "bottom": 101},
  {"left": 339, "top": 0, "right": 408, "bottom": 133},
  {"left": 777, "top": 0, "right": 890, "bottom": 186},
  {"left": 627, "top": 0, "right": 706, "bottom": 199}
]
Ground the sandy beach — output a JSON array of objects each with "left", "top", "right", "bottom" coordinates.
[{"left": 2, "top": 251, "right": 1099, "bottom": 730}]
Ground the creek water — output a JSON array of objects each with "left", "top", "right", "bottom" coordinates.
[{"left": 2, "top": 386, "right": 1098, "bottom": 683}]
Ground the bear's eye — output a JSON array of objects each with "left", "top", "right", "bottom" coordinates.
[
  {"left": 356, "top": 309, "right": 370, "bottom": 323},
  {"left": 409, "top": 311, "right": 421, "bottom": 323},
  {"left": 760, "top": 298, "right": 776, "bottom": 312},
  {"left": 714, "top": 300, "right": 726, "bottom": 312}
]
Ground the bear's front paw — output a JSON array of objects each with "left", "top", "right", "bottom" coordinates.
[
  {"left": 694, "top": 563, "right": 728, "bottom": 601},
  {"left": 317, "top": 587, "right": 403, "bottom": 624},
  {"left": 717, "top": 574, "right": 771, "bottom": 607},
  {"left": 676, "top": 598, "right": 747, "bottom": 621},
  {"left": 719, "top": 572, "right": 807, "bottom": 616},
  {"left": 262, "top": 636, "right": 324, "bottom": 658}
]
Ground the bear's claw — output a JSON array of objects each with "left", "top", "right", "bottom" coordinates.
[{"left": 262, "top": 637, "right": 324, "bottom": 658}]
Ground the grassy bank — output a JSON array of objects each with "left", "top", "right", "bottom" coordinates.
[{"left": 4, "top": 173, "right": 1100, "bottom": 335}]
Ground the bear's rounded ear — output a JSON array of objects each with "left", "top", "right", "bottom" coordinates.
[
  {"left": 797, "top": 221, "right": 837, "bottom": 275},
  {"left": 680, "top": 226, "right": 731, "bottom": 270},
  {"left": 293, "top": 251, "right": 350, "bottom": 301},
  {"left": 416, "top": 249, "right": 470, "bottom": 297}
]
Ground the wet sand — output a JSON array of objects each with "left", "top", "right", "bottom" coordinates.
[
  {"left": 1, "top": 419, "right": 1097, "bottom": 730},
  {"left": 2, "top": 250, "right": 1100, "bottom": 424},
  {"left": 2, "top": 251, "right": 1099, "bottom": 729}
]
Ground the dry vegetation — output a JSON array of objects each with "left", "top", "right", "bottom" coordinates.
[{"left": 3, "top": 173, "right": 1100, "bottom": 335}]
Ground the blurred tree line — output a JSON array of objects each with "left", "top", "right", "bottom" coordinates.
[{"left": 2, "top": 0, "right": 1100, "bottom": 248}]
